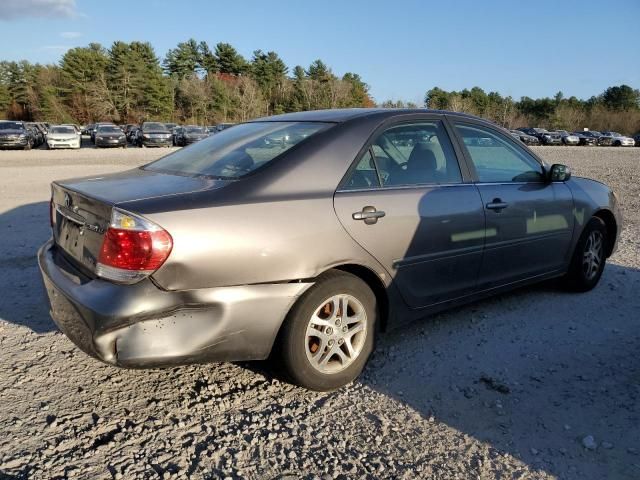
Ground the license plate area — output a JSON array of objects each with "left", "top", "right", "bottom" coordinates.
[{"left": 57, "top": 217, "right": 85, "bottom": 261}]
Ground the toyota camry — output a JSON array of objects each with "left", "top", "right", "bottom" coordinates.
[{"left": 38, "top": 109, "right": 622, "bottom": 391}]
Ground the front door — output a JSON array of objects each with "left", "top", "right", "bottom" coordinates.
[
  {"left": 334, "top": 120, "right": 486, "bottom": 309},
  {"left": 451, "top": 122, "right": 575, "bottom": 289}
]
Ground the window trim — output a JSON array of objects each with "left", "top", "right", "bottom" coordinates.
[
  {"left": 337, "top": 116, "right": 470, "bottom": 193},
  {"left": 448, "top": 119, "right": 547, "bottom": 184}
]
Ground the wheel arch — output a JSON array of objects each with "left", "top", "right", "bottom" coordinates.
[
  {"left": 593, "top": 208, "right": 617, "bottom": 257},
  {"left": 329, "top": 264, "right": 390, "bottom": 332}
]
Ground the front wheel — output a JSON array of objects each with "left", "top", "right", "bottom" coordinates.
[
  {"left": 277, "top": 270, "right": 377, "bottom": 391},
  {"left": 561, "top": 217, "right": 607, "bottom": 292}
]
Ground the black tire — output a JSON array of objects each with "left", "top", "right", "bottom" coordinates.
[
  {"left": 561, "top": 216, "right": 607, "bottom": 292},
  {"left": 277, "top": 270, "right": 377, "bottom": 391}
]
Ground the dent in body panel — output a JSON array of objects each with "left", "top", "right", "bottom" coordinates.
[{"left": 93, "top": 282, "right": 313, "bottom": 364}]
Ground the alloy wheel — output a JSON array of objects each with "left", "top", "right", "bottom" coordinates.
[
  {"left": 582, "top": 230, "right": 603, "bottom": 281},
  {"left": 305, "top": 294, "right": 367, "bottom": 374}
]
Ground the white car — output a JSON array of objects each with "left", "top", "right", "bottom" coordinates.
[
  {"left": 600, "top": 131, "right": 635, "bottom": 147},
  {"left": 46, "top": 125, "right": 81, "bottom": 149}
]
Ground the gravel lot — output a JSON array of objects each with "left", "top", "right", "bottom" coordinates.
[{"left": 0, "top": 145, "right": 639, "bottom": 479}]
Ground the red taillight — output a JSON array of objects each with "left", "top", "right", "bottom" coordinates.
[{"left": 98, "top": 227, "right": 172, "bottom": 271}]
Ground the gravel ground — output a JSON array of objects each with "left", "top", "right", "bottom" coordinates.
[{"left": 0, "top": 145, "right": 638, "bottom": 480}]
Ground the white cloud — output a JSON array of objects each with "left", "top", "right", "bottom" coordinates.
[
  {"left": 60, "top": 31, "right": 82, "bottom": 39},
  {"left": 0, "top": 0, "right": 78, "bottom": 20}
]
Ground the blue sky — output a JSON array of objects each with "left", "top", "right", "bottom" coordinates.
[{"left": 1, "top": 0, "right": 638, "bottom": 104}]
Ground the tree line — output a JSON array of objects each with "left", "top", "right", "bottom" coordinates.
[
  {"left": 424, "top": 85, "right": 640, "bottom": 135},
  {"left": 0, "top": 39, "right": 374, "bottom": 125},
  {"left": 0, "top": 38, "right": 637, "bottom": 135}
]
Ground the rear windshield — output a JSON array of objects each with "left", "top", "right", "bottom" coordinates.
[
  {"left": 50, "top": 126, "right": 76, "bottom": 134},
  {"left": 0, "top": 122, "right": 23, "bottom": 130},
  {"left": 145, "top": 121, "right": 330, "bottom": 179}
]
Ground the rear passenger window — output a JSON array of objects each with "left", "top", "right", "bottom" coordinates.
[
  {"left": 343, "top": 121, "right": 462, "bottom": 189},
  {"left": 342, "top": 149, "right": 381, "bottom": 190}
]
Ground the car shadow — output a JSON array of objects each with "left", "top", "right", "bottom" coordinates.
[
  {"left": 0, "top": 201, "right": 55, "bottom": 333},
  {"left": 360, "top": 262, "right": 639, "bottom": 479}
]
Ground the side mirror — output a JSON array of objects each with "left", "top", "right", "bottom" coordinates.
[{"left": 549, "top": 163, "right": 571, "bottom": 182}]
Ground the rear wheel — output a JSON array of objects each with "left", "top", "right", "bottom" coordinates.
[
  {"left": 562, "top": 217, "right": 607, "bottom": 292},
  {"left": 278, "top": 271, "right": 377, "bottom": 391}
]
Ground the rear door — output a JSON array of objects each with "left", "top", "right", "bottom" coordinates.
[
  {"left": 450, "top": 120, "right": 574, "bottom": 288},
  {"left": 333, "top": 117, "right": 486, "bottom": 309}
]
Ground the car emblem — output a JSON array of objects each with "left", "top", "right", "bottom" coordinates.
[{"left": 64, "top": 193, "right": 71, "bottom": 208}]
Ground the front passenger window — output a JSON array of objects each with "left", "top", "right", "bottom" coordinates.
[{"left": 455, "top": 124, "right": 544, "bottom": 183}]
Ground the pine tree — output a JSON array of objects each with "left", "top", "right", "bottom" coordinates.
[
  {"left": 163, "top": 39, "right": 201, "bottom": 79},
  {"left": 215, "top": 43, "right": 248, "bottom": 76}
]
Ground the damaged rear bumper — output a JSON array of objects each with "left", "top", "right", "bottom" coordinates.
[{"left": 38, "top": 239, "right": 312, "bottom": 367}]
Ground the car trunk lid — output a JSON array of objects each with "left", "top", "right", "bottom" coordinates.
[{"left": 51, "top": 168, "right": 228, "bottom": 275}]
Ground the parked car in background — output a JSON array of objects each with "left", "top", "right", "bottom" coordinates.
[
  {"left": 175, "top": 125, "right": 209, "bottom": 146},
  {"left": 211, "top": 123, "right": 235, "bottom": 133},
  {"left": 0, "top": 120, "right": 34, "bottom": 150},
  {"left": 633, "top": 134, "right": 640, "bottom": 147},
  {"left": 171, "top": 126, "right": 182, "bottom": 145},
  {"left": 82, "top": 124, "right": 95, "bottom": 136},
  {"left": 124, "top": 124, "right": 137, "bottom": 137},
  {"left": 91, "top": 123, "right": 115, "bottom": 143},
  {"left": 164, "top": 123, "right": 178, "bottom": 131},
  {"left": 46, "top": 125, "right": 81, "bottom": 149},
  {"left": 38, "top": 108, "right": 621, "bottom": 391},
  {"left": 571, "top": 131, "right": 598, "bottom": 146},
  {"left": 94, "top": 125, "right": 127, "bottom": 148},
  {"left": 136, "top": 122, "right": 173, "bottom": 147},
  {"left": 599, "top": 131, "right": 635, "bottom": 147},
  {"left": 555, "top": 130, "right": 580, "bottom": 146},
  {"left": 127, "top": 126, "right": 140, "bottom": 143},
  {"left": 509, "top": 129, "right": 539, "bottom": 145},
  {"left": 517, "top": 127, "right": 562, "bottom": 145},
  {"left": 25, "top": 122, "right": 45, "bottom": 147}
]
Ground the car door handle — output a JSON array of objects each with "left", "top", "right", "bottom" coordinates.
[
  {"left": 353, "top": 206, "right": 385, "bottom": 224},
  {"left": 486, "top": 199, "right": 508, "bottom": 211}
]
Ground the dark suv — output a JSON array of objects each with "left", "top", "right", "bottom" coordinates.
[{"left": 0, "top": 121, "right": 34, "bottom": 150}]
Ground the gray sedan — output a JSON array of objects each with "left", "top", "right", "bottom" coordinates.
[{"left": 38, "top": 109, "right": 621, "bottom": 390}]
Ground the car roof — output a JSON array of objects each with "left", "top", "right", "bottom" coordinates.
[{"left": 251, "top": 108, "right": 483, "bottom": 123}]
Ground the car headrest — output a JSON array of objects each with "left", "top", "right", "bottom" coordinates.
[{"left": 408, "top": 143, "right": 437, "bottom": 172}]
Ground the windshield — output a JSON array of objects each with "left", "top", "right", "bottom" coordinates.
[
  {"left": 143, "top": 122, "right": 168, "bottom": 132},
  {"left": 0, "top": 122, "right": 23, "bottom": 130},
  {"left": 97, "top": 126, "right": 122, "bottom": 134},
  {"left": 186, "top": 127, "right": 206, "bottom": 134},
  {"left": 50, "top": 126, "right": 76, "bottom": 134},
  {"left": 145, "top": 121, "right": 331, "bottom": 179}
]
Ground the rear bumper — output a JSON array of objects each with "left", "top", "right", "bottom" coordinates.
[{"left": 38, "top": 240, "right": 312, "bottom": 367}]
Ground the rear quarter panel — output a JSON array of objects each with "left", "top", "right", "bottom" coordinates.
[{"left": 145, "top": 196, "right": 390, "bottom": 291}]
